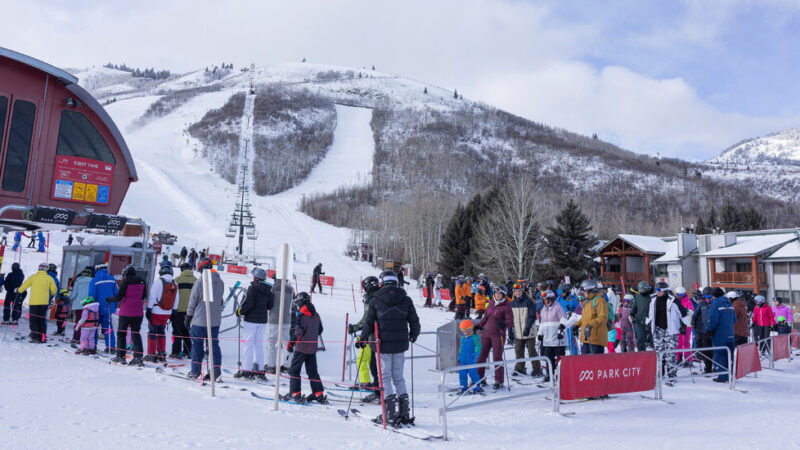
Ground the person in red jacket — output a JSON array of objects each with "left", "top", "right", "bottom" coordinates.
[
  {"left": 475, "top": 286, "right": 514, "bottom": 390},
  {"left": 752, "top": 295, "right": 775, "bottom": 356}
]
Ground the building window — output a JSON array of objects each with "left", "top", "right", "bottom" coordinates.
[
  {"left": 56, "top": 110, "right": 116, "bottom": 164},
  {"left": 776, "top": 290, "right": 791, "bottom": 302},
  {"left": 2, "top": 100, "right": 36, "bottom": 193},
  {"left": 0, "top": 96, "right": 8, "bottom": 147},
  {"left": 774, "top": 262, "right": 789, "bottom": 274},
  {"left": 654, "top": 264, "right": 668, "bottom": 277},
  {"left": 791, "top": 262, "right": 800, "bottom": 274},
  {"left": 734, "top": 262, "right": 752, "bottom": 273}
]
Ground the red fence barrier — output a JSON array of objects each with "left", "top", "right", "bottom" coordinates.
[
  {"left": 320, "top": 275, "right": 335, "bottom": 287},
  {"left": 735, "top": 342, "right": 762, "bottom": 379},
  {"left": 559, "top": 351, "right": 657, "bottom": 400},
  {"left": 773, "top": 335, "right": 790, "bottom": 361},
  {"left": 227, "top": 265, "right": 247, "bottom": 275},
  {"left": 440, "top": 289, "right": 451, "bottom": 301}
]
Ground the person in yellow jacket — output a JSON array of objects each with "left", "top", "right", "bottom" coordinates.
[
  {"left": 17, "top": 263, "right": 58, "bottom": 343},
  {"left": 572, "top": 279, "right": 608, "bottom": 354}
]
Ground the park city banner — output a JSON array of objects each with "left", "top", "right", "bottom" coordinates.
[{"left": 559, "top": 351, "right": 657, "bottom": 400}]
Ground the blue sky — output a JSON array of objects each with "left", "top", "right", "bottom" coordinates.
[{"left": 3, "top": 0, "right": 798, "bottom": 160}]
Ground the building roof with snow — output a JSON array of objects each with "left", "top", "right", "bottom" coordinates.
[
  {"left": 764, "top": 239, "right": 800, "bottom": 261},
  {"left": 701, "top": 234, "right": 797, "bottom": 258},
  {"left": 600, "top": 234, "right": 670, "bottom": 255}
]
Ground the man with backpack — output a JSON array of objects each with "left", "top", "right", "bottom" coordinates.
[
  {"left": 170, "top": 263, "right": 196, "bottom": 359},
  {"left": 146, "top": 264, "right": 179, "bottom": 362}
]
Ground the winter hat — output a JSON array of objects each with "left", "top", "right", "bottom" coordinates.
[
  {"left": 777, "top": 316, "right": 787, "bottom": 323},
  {"left": 459, "top": 320, "right": 474, "bottom": 331},
  {"left": 712, "top": 288, "right": 725, "bottom": 298},
  {"left": 623, "top": 294, "right": 634, "bottom": 302},
  {"left": 38, "top": 263, "right": 49, "bottom": 271},
  {"left": 675, "top": 286, "right": 686, "bottom": 296},
  {"left": 725, "top": 291, "right": 738, "bottom": 299},
  {"left": 81, "top": 296, "right": 96, "bottom": 306}
]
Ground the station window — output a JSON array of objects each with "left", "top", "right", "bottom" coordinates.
[
  {"left": 56, "top": 110, "right": 116, "bottom": 164},
  {"left": 0, "top": 96, "right": 7, "bottom": 145},
  {"left": 2, "top": 100, "right": 36, "bottom": 192}
]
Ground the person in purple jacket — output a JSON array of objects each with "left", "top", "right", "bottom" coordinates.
[
  {"left": 108, "top": 265, "right": 147, "bottom": 366},
  {"left": 475, "top": 286, "right": 514, "bottom": 390}
]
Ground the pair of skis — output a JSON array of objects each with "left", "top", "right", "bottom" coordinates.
[{"left": 336, "top": 408, "right": 442, "bottom": 441}]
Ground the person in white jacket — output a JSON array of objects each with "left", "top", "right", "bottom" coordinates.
[
  {"left": 646, "top": 282, "right": 685, "bottom": 385},
  {"left": 433, "top": 274, "right": 444, "bottom": 307},
  {"left": 145, "top": 265, "right": 179, "bottom": 362},
  {"left": 537, "top": 290, "right": 580, "bottom": 382}
]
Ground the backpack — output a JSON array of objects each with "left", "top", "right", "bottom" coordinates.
[
  {"left": 158, "top": 279, "right": 178, "bottom": 310},
  {"left": 593, "top": 296, "right": 615, "bottom": 330}
]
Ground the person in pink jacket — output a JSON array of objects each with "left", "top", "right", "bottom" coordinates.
[
  {"left": 752, "top": 295, "right": 775, "bottom": 356},
  {"left": 674, "top": 287, "right": 695, "bottom": 365},
  {"left": 75, "top": 297, "right": 100, "bottom": 355},
  {"left": 772, "top": 297, "right": 792, "bottom": 329}
]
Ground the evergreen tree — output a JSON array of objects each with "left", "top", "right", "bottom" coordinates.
[
  {"left": 453, "top": 89, "right": 458, "bottom": 99},
  {"left": 423, "top": 87, "right": 428, "bottom": 94},
  {"left": 372, "top": 65, "right": 375, "bottom": 70},
  {"left": 741, "top": 207, "right": 766, "bottom": 230},
  {"left": 694, "top": 215, "right": 708, "bottom": 234},
  {"left": 708, "top": 207, "right": 718, "bottom": 232},
  {"left": 545, "top": 199, "right": 598, "bottom": 280},
  {"left": 438, "top": 204, "right": 470, "bottom": 277},
  {"left": 719, "top": 199, "right": 742, "bottom": 232}
]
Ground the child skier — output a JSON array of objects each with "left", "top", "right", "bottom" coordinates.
[
  {"left": 283, "top": 292, "right": 327, "bottom": 404},
  {"left": 776, "top": 316, "right": 791, "bottom": 335},
  {"left": 618, "top": 295, "right": 635, "bottom": 352},
  {"left": 75, "top": 297, "right": 99, "bottom": 355},
  {"left": 458, "top": 320, "right": 482, "bottom": 394},
  {"left": 53, "top": 288, "right": 70, "bottom": 336}
]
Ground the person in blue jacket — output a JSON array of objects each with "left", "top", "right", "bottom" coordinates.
[
  {"left": 457, "top": 320, "right": 482, "bottom": 394},
  {"left": 47, "top": 263, "right": 60, "bottom": 297},
  {"left": 88, "top": 263, "right": 119, "bottom": 352},
  {"left": 706, "top": 287, "right": 736, "bottom": 383},
  {"left": 11, "top": 232, "right": 21, "bottom": 251},
  {"left": 557, "top": 284, "right": 580, "bottom": 355},
  {"left": 37, "top": 232, "right": 46, "bottom": 252}
]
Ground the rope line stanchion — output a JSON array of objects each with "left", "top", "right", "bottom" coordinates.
[
  {"left": 341, "top": 313, "right": 348, "bottom": 382},
  {"left": 658, "top": 346, "right": 733, "bottom": 396}
]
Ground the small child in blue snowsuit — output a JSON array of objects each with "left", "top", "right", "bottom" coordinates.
[{"left": 458, "top": 320, "right": 482, "bottom": 394}]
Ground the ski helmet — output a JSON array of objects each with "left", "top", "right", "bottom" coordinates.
[
  {"left": 777, "top": 315, "right": 787, "bottom": 323},
  {"left": 179, "top": 263, "right": 192, "bottom": 271},
  {"left": 675, "top": 286, "right": 686, "bottom": 296},
  {"left": 637, "top": 281, "right": 650, "bottom": 293},
  {"left": 544, "top": 289, "right": 556, "bottom": 299},
  {"left": 775, "top": 297, "right": 784, "bottom": 304},
  {"left": 580, "top": 279, "right": 601, "bottom": 293},
  {"left": 558, "top": 283, "right": 571, "bottom": 293},
  {"left": 725, "top": 291, "right": 738, "bottom": 299},
  {"left": 654, "top": 282, "right": 671, "bottom": 293},
  {"left": 38, "top": 263, "right": 49, "bottom": 271},
  {"left": 754, "top": 295, "right": 766, "bottom": 305},
  {"left": 362, "top": 276, "right": 380, "bottom": 293},
  {"left": 379, "top": 270, "right": 398, "bottom": 287},
  {"left": 701, "top": 287, "right": 714, "bottom": 298},
  {"left": 197, "top": 258, "right": 213, "bottom": 272},
  {"left": 95, "top": 262, "right": 108, "bottom": 271},
  {"left": 495, "top": 285, "right": 508, "bottom": 296},
  {"left": 252, "top": 267, "right": 267, "bottom": 281},
  {"left": 712, "top": 287, "right": 725, "bottom": 298},
  {"left": 459, "top": 320, "right": 474, "bottom": 331},
  {"left": 123, "top": 265, "right": 137, "bottom": 277},
  {"left": 623, "top": 294, "right": 634, "bottom": 302},
  {"left": 80, "top": 296, "right": 96, "bottom": 306},
  {"left": 48, "top": 263, "right": 57, "bottom": 272},
  {"left": 159, "top": 264, "right": 174, "bottom": 276},
  {"left": 294, "top": 291, "right": 311, "bottom": 308}
]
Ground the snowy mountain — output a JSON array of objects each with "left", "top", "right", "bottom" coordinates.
[{"left": 710, "top": 127, "right": 800, "bottom": 166}]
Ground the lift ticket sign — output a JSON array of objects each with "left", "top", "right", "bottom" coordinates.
[
  {"left": 51, "top": 156, "right": 113, "bottom": 205},
  {"left": 559, "top": 351, "right": 657, "bottom": 400}
]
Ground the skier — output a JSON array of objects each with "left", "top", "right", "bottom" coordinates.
[
  {"left": 66, "top": 234, "right": 73, "bottom": 246},
  {"left": 47, "top": 263, "right": 60, "bottom": 296},
  {"left": 75, "top": 296, "right": 99, "bottom": 355},
  {"left": 647, "top": 282, "right": 684, "bottom": 385},
  {"left": 349, "top": 276, "right": 380, "bottom": 392},
  {"left": 145, "top": 264, "right": 178, "bottom": 362},
  {"left": 36, "top": 232, "right": 46, "bottom": 252},
  {"left": 396, "top": 269, "right": 409, "bottom": 289},
  {"left": 170, "top": 263, "right": 196, "bottom": 358},
  {"left": 357, "top": 271, "right": 421, "bottom": 426},
  {"left": 691, "top": 287, "right": 715, "bottom": 373},
  {"left": 88, "top": 263, "right": 119, "bottom": 352},
  {"left": 573, "top": 279, "right": 608, "bottom": 355},
  {"left": 2, "top": 263, "right": 24, "bottom": 325},
  {"left": 283, "top": 292, "right": 326, "bottom": 404},
  {"left": 556, "top": 283, "right": 580, "bottom": 355},
  {"left": 179, "top": 246, "right": 188, "bottom": 265},
  {"left": 752, "top": 295, "right": 775, "bottom": 356},
  {"left": 457, "top": 320, "right": 482, "bottom": 394},
  {"left": 772, "top": 297, "right": 793, "bottom": 330},
  {"left": 537, "top": 289, "right": 577, "bottom": 382},
  {"left": 265, "top": 274, "right": 294, "bottom": 374},
  {"left": 454, "top": 276, "right": 471, "bottom": 320},
  {"left": 630, "top": 281, "right": 653, "bottom": 351},
  {"left": 53, "top": 289, "right": 70, "bottom": 336},
  {"left": 188, "top": 248, "right": 197, "bottom": 269},
  {"left": 11, "top": 232, "right": 21, "bottom": 251},
  {"left": 186, "top": 258, "right": 225, "bottom": 381},
  {"left": 475, "top": 286, "right": 513, "bottom": 390},
  {"left": 706, "top": 287, "right": 735, "bottom": 383},
  {"left": 618, "top": 294, "right": 635, "bottom": 352},
  {"left": 17, "top": 263, "right": 57, "bottom": 343},
  {"left": 310, "top": 263, "right": 324, "bottom": 294},
  {"left": 27, "top": 232, "right": 36, "bottom": 248},
  {"left": 510, "top": 282, "right": 541, "bottom": 377},
  {"left": 729, "top": 291, "right": 749, "bottom": 346},
  {"left": 424, "top": 273, "right": 434, "bottom": 307},
  {"left": 108, "top": 265, "right": 147, "bottom": 366},
  {"left": 433, "top": 274, "right": 444, "bottom": 307},
  {"left": 447, "top": 276, "right": 457, "bottom": 312},
  {"left": 68, "top": 266, "right": 94, "bottom": 343},
  {"left": 674, "top": 287, "right": 695, "bottom": 365},
  {"left": 235, "top": 267, "right": 274, "bottom": 379}
]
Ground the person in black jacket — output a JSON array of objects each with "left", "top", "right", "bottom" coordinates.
[
  {"left": 2, "top": 263, "right": 25, "bottom": 324},
  {"left": 423, "top": 273, "right": 435, "bottom": 307},
  {"left": 283, "top": 292, "right": 326, "bottom": 404},
  {"left": 357, "top": 271, "right": 421, "bottom": 427},
  {"left": 349, "top": 276, "right": 381, "bottom": 390},
  {"left": 691, "top": 287, "right": 714, "bottom": 374},
  {"left": 311, "top": 263, "right": 324, "bottom": 294},
  {"left": 235, "top": 268, "right": 274, "bottom": 379}
]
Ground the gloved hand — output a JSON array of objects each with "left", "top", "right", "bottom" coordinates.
[
  {"left": 354, "top": 339, "right": 366, "bottom": 349},
  {"left": 507, "top": 331, "right": 515, "bottom": 345},
  {"left": 537, "top": 334, "right": 543, "bottom": 342},
  {"left": 557, "top": 332, "right": 564, "bottom": 340},
  {"left": 523, "top": 326, "right": 532, "bottom": 336},
  {"left": 496, "top": 320, "right": 506, "bottom": 330},
  {"left": 184, "top": 315, "right": 193, "bottom": 329},
  {"left": 409, "top": 332, "right": 417, "bottom": 343},
  {"left": 235, "top": 308, "right": 241, "bottom": 317},
  {"left": 771, "top": 325, "right": 778, "bottom": 332},
  {"left": 473, "top": 324, "right": 483, "bottom": 331},
  {"left": 287, "top": 342, "right": 294, "bottom": 353},
  {"left": 629, "top": 314, "right": 636, "bottom": 323},
  {"left": 348, "top": 324, "right": 356, "bottom": 335},
  {"left": 679, "top": 324, "right": 687, "bottom": 335},
  {"left": 145, "top": 308, "right": 152, "bottom": 321},
  {"left": 571, "top": 325, "right": 580, "bottom": 337},
  {"left": 170, "top": 310, "right": 178, "bottom": 321},
  {"left": 558, "top": 324, "right": 566, "bottom": 331},
  {"left": 583, "top": 325, "right": 592, "bottom": 338}
]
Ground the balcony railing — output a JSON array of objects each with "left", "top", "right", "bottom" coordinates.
[
  {"left": 711, "top": 271, "right": 767, "bottom": 285},
  {"left": 601, "top": 272, "right": 649, "bottom": 283}
]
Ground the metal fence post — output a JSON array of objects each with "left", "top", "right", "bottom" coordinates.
[
  {"left": 731, "top": 347, "right": 737, "bottom": 390},
  {"left": 440, "top": 370, "right": 448, "bottom": 440},
  {"left": 769, "top": 336, "right": 775, "bottom": 369}
]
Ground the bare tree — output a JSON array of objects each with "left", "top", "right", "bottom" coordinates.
[{"left": 473, "top": 181, "right": 540, "bottom": 280}]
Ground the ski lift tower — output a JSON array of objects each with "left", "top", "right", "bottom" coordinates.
[{"left": 226, "top": 143, "right": 257, "bottom": 256}]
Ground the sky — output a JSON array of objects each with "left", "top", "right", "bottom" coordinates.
[{"left": 3, "top": 0, "right": 799, "bottom": 160}]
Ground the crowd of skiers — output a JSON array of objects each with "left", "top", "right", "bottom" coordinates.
[{"left": 421, "top": 272, "right": 795, "bottom": 390}]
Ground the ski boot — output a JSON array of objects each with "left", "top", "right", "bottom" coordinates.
[
  {"left": 169, "top": 353, "right": 181, "bottom": 360},
  {"left": 253, "top": 371, "right": 266, "bottom": 380},
  {"left": 531, "top": 369, "right": 544, "bottom": 378},
  {"left": 233, "top": 370, "right": 252, "bottom": 379},
  {"left": 306, "top": 392, "right": 329, "bottom": 405},
  {"left": 281, "top": 392, "right": 306, "bottom": 404},
  {"left": 264, "top": 366, "right": 276, "bottom": 374},
  {"left": 75, "top": 348, "right": 85, "bottom": 355},
  {"left": 492, "top": 382, "right": 504, "bottom": 390},
  {"left": 86, "top": 349, "right": 97, "bottom": 355},
  {"left": 143, "top": 354, "right": 158, "bottom": 363},
  {"left": 187, "top": 372, "right": 202, "bottom": 381},
  {"left": 362, "top": 392, "right": 381, "bottom": 404},
  {"left": 129, "top": 356, "right": 145, "bottom": 367},
  {"left": 396, "top": 394, "right": 413, "bottom": 426},
  {"left": 372, "top": 394, "right": 397, "bottom": 425},
  {"left": 512, "top": 369, "right": 527, "bottom": 377},
  {"left": 111, "top": 355, "right": 128, "bottom": 365},
  {"left": 203, "top": 371, "right": 222, "bottom": 382}
]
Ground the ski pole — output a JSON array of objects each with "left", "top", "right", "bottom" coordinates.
[
  {"left": 345, "top": 337, "right": 367, "bottom": 421},
  {"left": 501, "top": 334, "right": 510, "bottom": 392},
  {"left": 237, "top": 301, "right": 242, "bottom": 374},
  {"left": 410, "top": 339, "right": 415, "bottom": 421}
]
